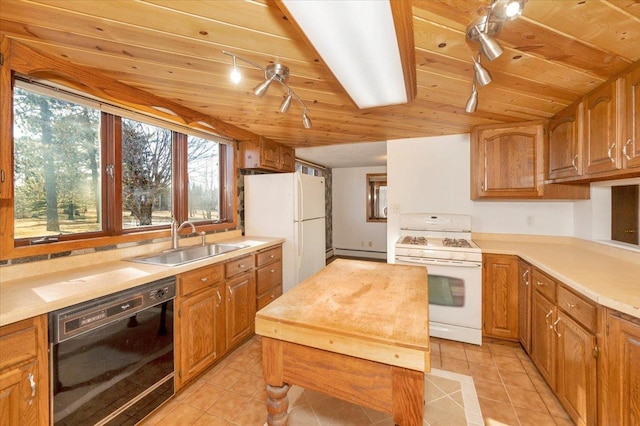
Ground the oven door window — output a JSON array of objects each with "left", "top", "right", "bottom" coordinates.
[{"left": 429, "top": 275, "right": 465, "bottom": 307}]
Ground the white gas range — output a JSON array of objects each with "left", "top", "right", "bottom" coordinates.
[{"left": 395, "top": 213, "right": 482, "bottom": 345}]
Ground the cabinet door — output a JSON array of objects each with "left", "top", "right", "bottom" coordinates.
[
  {"left": 518, "top": 260, "right": 532, "bottom": 353},
  {"left": 624, "top": 64, "right": 640, "bottom": 169},
  {"left": 0, "top": 38, "right": 12, "bottom": 199},
  {"left": 471, "top": 123, "right": 545, "bottom": 198},
  {"left": 584, "top": 78, "right": 623, "bottom": 174},
  {"left": 260, "top": 138, "right": 280, "bottom": 169},
  {"left": 548, "top": 101, "right": 583, "bottom": 180},
  {"left": 0, "top": 361, "right": 40, "bottom": 426},
  {"left": 0, "top": 315, "right": 48, "bottom": 426},
  {"left": 483, "top": 254, "right": 519, "bottom": 340},
  {"left": 604, "top": 311, "right": 640, "bottom": 425},
  {"left": 556, "top": 313, "right": 597, "bottom": 426},
  {"left": 279, "top": 146, "right": 295, "bottom": 172},
  {"left": 225, "top": 271, "right": 255, "bottom": 349},
  {"left": 176, "top": 285, "right": 224, "bottom": 389},
  {"left": 531, "top": 290, "right": 557, "bottom": 388}
]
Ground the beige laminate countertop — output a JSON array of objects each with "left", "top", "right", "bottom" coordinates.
[
  {"left": 473, "top": 234, "right": 640, "bottom": 320},
  {"left": 0, "top": 232, "right": 284, "bottom": 326}
]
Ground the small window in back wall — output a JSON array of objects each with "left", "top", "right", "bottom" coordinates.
[
  {"left": 366, "top": 173, "right": 387, "bottom": 222},
  {"left": 611, "top": 185, "right": 639, "bottom": 246}
]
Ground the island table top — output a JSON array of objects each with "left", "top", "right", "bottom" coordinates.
[{"left": 255, "top": 259, "right": 430, "bottom": 372}]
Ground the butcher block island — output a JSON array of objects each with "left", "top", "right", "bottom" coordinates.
[{"left": 255, "top": 259, "right": 430, "bottom": 425}]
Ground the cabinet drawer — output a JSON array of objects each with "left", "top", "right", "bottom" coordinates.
[
  {"left": 558, "top": 286, "right": 597, "bottom": 332},
  {"left": 180, "top": 264, "right": 223, "bottom": 296},
  {"left": 257, "top": 285, "right": 282, "bottom": 310},
  {"left": 256, "top": 246, "right": 282, "bottom": 267},
  {"left": 225, "top": 255, "right": 254, "bottom": 278},
  {"left": 532, "top": 268, "right": 557, "bottom": 302},
  {"left": 0, "top": 318, "right": 38, "bottom": 370},
  {"left": 256, "top": 260, "right": 283, "bottom": 295}
]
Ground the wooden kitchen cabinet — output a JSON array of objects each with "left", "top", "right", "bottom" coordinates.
[
  {"left": 584, "top": 77, "right": 624, "bottom": 175},
  {"left": 224, "top": 254, "right": 256, "bottom": 349},
  {"left": 0, "top": 315, "right": 49, "bottom": 425},
  {"left": 548, "top": 100, "right": 584, "bottom": 180},
  {"left": 518, "top": 259, "right": 532, "bottom": 353},
  {"left": 0, "top": 38, "right": 13, "bottom": 199},
  {"left": 623, "top": 63, "right": 640, "bottom": 170},
  {"left": 239, "top": 136, "right": 295, "bottom": 172},
  {"left": 255, "top": 245, "right": 283, "bottom": 311},
  {"left": 175, "top": 264, "right": 225, "bottom": 389},
  {"left": 471, "top": 121, "right": 589, "bottom": 199},
  {"left": 482, "top": 254, "right": 519, "bottom": 340},
  {"left": 601, "top": 309, "right": 640, "bottom": 426},
  {"left": 555, "top": 285, "right": 597, "bottom": 426},
  {"left": 530, "top": 270, "right": 557, "bottom": 388}
]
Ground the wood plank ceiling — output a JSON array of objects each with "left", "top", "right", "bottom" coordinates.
[{"left": 1, "top": 0, "right": 639, "bottom": 149}]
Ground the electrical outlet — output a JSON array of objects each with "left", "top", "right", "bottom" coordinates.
[
  {"left": 389, "top": 204, "right": 401, "bottom": 214},
  {"left": 361, "top": 241, "right": 364, "bottom": 247},
  {"left": 526, "top": 216, "right": 535, "bottom": 227},
  {"left": 368, "top": 241, "right": 372, "bottom": 247}
]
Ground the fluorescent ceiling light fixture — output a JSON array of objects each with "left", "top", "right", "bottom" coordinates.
[{"left": 281, "top": 0, "right": 415, "bottom": 109}]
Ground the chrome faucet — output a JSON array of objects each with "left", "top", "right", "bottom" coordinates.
[{"left": 171, "top": 219, "right": 196, "bottom": 249}]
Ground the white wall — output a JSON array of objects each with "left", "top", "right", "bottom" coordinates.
[
  {"left": 332, "top": 166, "right": 387, "bottom": 257},
  {"left": 386, "top": 134, "right": 577, "bottom": 259}
]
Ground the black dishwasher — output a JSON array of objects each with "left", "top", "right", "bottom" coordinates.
[{"left": 49, "top": 277, "right": 176, "bottom": 425}]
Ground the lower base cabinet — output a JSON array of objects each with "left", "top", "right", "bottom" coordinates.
[
  {"left": 531, "top": 288, "right": 557, "bottom": 387},
  {"left": 556, "top": 311, "right": 597, "bottom": 426},
  {"left": 0, "top": 315, "right": 49, "bottom": 426},
  {"left": 601, "top": 309, "right": 640, "bottom": 425},
  {"left": 482, "top": 254, "right": 519, "bottom": 340},
  {"left": 176, "top": 254, "right": 256, "bottom": 390}
]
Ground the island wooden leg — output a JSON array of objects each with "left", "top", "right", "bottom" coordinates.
[
  {"left": 266, "top": 383, "right": 290, "bottom": 426},
  {"left": 391, "top": 366, "right": 424, "bottom": 426}
]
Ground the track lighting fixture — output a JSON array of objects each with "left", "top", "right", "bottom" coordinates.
[
  {"left": 222, "top": 51, "right": 312, "bottom": 128},
  {"left": 463, "top": 0, "right": 527, "bottom": 113}
]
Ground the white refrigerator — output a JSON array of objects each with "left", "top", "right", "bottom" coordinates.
[{"left": 244, "top": 172, "right": 326, "bottom": 293}]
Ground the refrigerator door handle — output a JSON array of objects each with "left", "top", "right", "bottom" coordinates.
[
  {"left": 296, "top": 172, "right": 303, "bottom": 221},
  {"left": 297, "top": 221, "right": 304, "bottom": 270}
]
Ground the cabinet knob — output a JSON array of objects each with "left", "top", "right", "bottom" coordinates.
[
  {"left": 269, "top": 254, "right": 275, "bottom": 259},
  {"left": 270, "top": 293, "right": 275, "bottom": 299},
  {"left": 270, "top": 269, "right": 275, "bottom": 273},
  {"left": 536, "top": 281, "right": 545, "bottom": 286},
  {"left": 200, "top": 277, "right": 208, "bottom": 283},
  {"left": 566, "top": 302, "right": 576, "bottom": 309}
]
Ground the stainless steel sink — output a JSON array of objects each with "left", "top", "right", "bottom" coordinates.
[{"left": 128, "top": 243, "right": 247, "bottom": 266}]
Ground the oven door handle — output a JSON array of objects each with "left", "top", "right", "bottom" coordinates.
[{"left": 395, "top": 257, "right": 481, "bottom": 268}]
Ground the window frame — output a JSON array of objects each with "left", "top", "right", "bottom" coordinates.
[
  {"left": 366, "top": 173, "right": 387, "bottom": 223},
  {"left": 4, "top": 77, "right": 238, "bottom": 258}
]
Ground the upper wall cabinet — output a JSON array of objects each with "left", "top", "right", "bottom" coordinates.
[
  {"left": 548, "top": 101, "right": 584, "bottom": 180},
  {"left": 584, "top": 78, "right": 624, "bottom": 175},
  {"left": 624, "top": 64, "right": 640, "bottom": 170},
  {"left": 239, "top": 137, "right": 295, "bottom": 173},
  {"left": 548, "top": 62, "right": 640, "bottom": 183},
  {"left": 471, "top": 121, "right": 589, "bottom": 200}
]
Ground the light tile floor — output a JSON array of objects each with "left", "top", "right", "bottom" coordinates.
[{"left": 142, "top": 335, "right": 573, "bottom": 426}]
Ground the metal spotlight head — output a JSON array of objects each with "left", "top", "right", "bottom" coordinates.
[
  {"left": 465, "top": 88, "right": 478, "bottom": 113},
  {"left": 253, "top": 76, "right": 274, "bottom": 98},
  {"left": 280, "top": 93, "right": 293, "bottom": 113},
  {"left": 302, "top": 111, "right": 312, "bottom": 129},
  {"left": 472, "top": 57, "right": 493, "bottom": 87},
  {"left": 230, "top": 56, "right": 242, "bottom": 84},
  {"left": 476, "top": 28, "right": 503, "bottom": 61}
]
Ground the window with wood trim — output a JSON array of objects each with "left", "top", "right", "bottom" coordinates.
[
  {"left": 10, "top": 80, "right": 236, "bottom": 250},
  {"left": 366, "top": 173, "right": 387, "bottom": 222}
]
